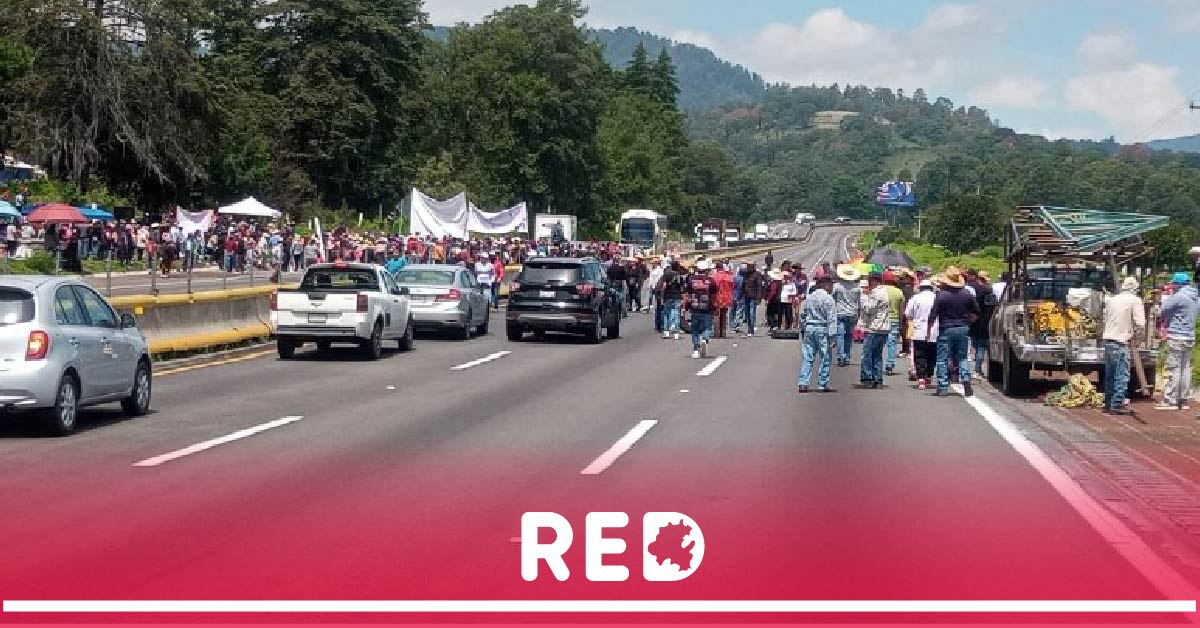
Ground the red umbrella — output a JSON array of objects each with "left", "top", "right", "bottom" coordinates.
[{"left": 26, "top": 203, "right": 86, "bottom": 224}]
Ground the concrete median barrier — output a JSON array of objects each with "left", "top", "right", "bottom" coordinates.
[{"left": 110, "top": 285, "right": 279, "bottom": 355}]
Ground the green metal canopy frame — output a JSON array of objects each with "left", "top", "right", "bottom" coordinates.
[{"left": 1008, "top": 205, "right": 1169, "bottom": 263}]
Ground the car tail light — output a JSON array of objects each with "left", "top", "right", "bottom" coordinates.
[
  {"left": 437, "top": 289, "right": 462, "bottom": 302},
  {"left": 269, "top": 293, "right": 278, "bottom": 311},
  {"left": 26, "top": 330, "right": 49, "bottom": 361},
  {"left": 357, "top": 293, "right": 369, "bottom": 312},
  {"left": 577, "top": 283, "right": 595, "bottom": 297}
]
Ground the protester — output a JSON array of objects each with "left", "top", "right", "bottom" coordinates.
[
  {"left": 927, "top": 266, "right": 979, "bottom": 398},
  {"left": 684, "top": 259, "right": 718, "bottom": 359},
  {"left": 832, "top": 264, "right": 861, "bottom": 367},
  {"left": 882, "top": 270, "right": 905, "bottom": 376},
  {"left": 1158, "top": 272, "right": 1198, "bottom": 411},
  {"left": 798, "top": 275, "right": 837, "bottom": 393},
  {"left": 740, "top": 262, "right": 762, "bottom": 337},
  {"left": 661, "top": 258, "right": 685, "bottom": 340},
  {"left": 904, "top": 278, "right": 939, "bottom": 390},
  {"left": 858, "top": 271, "right": 891, "bottom": 389},
  {"left": 966, "top": 269, "right": 996, "bottom": 377},
  {"left": 713, "top": 261, "right": 735, "bottom": 339}
]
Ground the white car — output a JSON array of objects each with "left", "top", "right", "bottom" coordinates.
[{"left": 271, "top": 262, "right": 414, "bottom": 360}]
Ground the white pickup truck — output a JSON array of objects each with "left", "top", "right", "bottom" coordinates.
[{"left": 270, "top": 262, "right": 414, "bottom": 360}]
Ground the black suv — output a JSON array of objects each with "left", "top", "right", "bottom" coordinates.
[{"left": 506, "top": 257, "right": 621, "bottom": 343}]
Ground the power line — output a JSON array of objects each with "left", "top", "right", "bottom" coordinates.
[{"left": 1131, "top": 85, "right": 1200, "bottom": 143}]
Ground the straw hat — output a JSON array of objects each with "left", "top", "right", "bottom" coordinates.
[
  {"left": 941, "top": 266, "right": 966, "bottom": 288},
  {"left": 978, "top": 270, "right": 991, "bottom": 282},
  {"left": 695, "top": 259, "right": 713, "bottom": 271},
  {"left": 836, "top": 264, "right": 862, "bottom": 281}
]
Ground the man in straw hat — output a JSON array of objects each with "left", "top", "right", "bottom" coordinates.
[
  {"left": 904, "top": 277, "right": 939, "bottom": 390},
  {"left": 1101, "top": 276, "right": 1146, "bottom": 415},
  {"left": 858, "top": 271, "right": 891, "bottom": 389},
  {"left": 927, "top": 266, "right": 980, "bottom": 397},
  {"left": 832, "top": 264, "right": 862, "bottom": 367}
]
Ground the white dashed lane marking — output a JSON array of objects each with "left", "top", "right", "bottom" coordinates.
[
  {"left": 450, "top": 351, "right": 511, "bottom": 371},
  {"left": 696, "top": 355, "right": 728, "bottom": 377},
  {"left": 580, "top": 419, "right": 658, "bottom": 475},
  {"left": 133, "top": 416, "right": 304, "bottom": 467}
]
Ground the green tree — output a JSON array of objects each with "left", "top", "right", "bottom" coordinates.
[
  {"left": 648, "top": 48, "right": 679, "bottom": 106},
  {"left": 924, "top": 193, "right": 1004, "bottom": 254},
  {"left": 623, "top": 41, "right": 652, "bottom": 96}
]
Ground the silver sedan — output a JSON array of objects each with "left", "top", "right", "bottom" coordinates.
[
  {"left": 394, "top": 265, "right": 490, "bottom": 340},
  {"left": 0, "top": 276, "right": 152, "bottom": 435}
]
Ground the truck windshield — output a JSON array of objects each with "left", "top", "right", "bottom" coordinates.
[
  {"left": 1024, "top": 266, "right": 1109, "bottom": 301},
  {"left": 620, "top": 218, "right": 656, "bottom": 245},
  {"left": 300, "top": 269, "right": 379, "bottom": 291}
]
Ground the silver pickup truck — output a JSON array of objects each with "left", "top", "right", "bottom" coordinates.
[{"left": 271, "top": 262, "right": 414, "bottom": 360}]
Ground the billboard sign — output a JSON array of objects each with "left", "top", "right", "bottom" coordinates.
[{"left": 875, "top": 181, "right": 916, "bottom": 207}]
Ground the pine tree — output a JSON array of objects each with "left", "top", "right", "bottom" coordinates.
[
  {"left": 623, "top": 41, "right": 652, "bottom": 95},
  {"left": 650, "top": 48, "right": 679, "bottom": 106}
]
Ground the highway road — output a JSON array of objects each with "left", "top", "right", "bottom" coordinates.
[{"left": 0, "top": 226, "right": 1195, "bottom": 623}]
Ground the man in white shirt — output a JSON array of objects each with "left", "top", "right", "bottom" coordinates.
[
  {"left": 904, "top": 278, "right": 939, "bottom": 390},
  {"left": 1102, "top": 276, "right": 1146, "bottom": 416}
]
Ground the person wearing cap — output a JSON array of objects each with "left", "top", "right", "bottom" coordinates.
[
  {"left": 858, "top": 271, "right": 891, "bottom": 388},
  {"left": 1157, "top": 272, "right": 1198, "bottom": 410},
  {"left": 798, "top": 275, "right": 838, "bottom": 393},
  {"left": 684, "top": 259, "right": 718, "bottom": 358},
  {"left": 882, "top": 270, "right": 905, "bottom": 376},
  {"left": 1102, "top": 276, "right": 1146, "bottom": 415},
  {"left": 765, "top": 269, "right": 785, "bottom": 331},
  {"left": 905, "top": 278, "right": 939, "bottom": 389},
  {"left": 927, "top": 266, "right": 980, "bottom": 397},
  {"left": 740, "top": 262, "right": 762, "bottom": 337},
  {"left": 1189, "top": 246, "right": 1200, "bottom": 283}
]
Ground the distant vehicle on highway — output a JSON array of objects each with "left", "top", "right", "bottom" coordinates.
[
  {"left": 795, "top": 212, "right": 816, "bottom": 224},
  {"left": 394, "top": 264, "right": 490, "bottom": 340},
  {"left": 272, "top": 261, "right": 414, "bottom": 360},
  {"left": 0, "top": 276, "right": 152, "bottom": 435},
  {"left": 506, "top": 257, "right": 621, "bottom": 343},
  {"left": 835, "top": 216, "right": 853, "bottom": 223},
  {"left": 617, "top": 209, "right": 669, "bottom": 252}
]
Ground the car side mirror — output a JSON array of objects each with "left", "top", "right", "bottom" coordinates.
[
  {"left": 120, "top": 313, "right": 138, "bottom": 329},
  {"left": 398, "top": 286, "right": 410, "bottom": 296}
]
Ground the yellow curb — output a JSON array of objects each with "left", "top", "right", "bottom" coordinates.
[{"left": 146, "top": 323, "right": 273, "bottom": 354}]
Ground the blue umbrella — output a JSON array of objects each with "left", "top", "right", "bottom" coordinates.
[
  {"left": 77, "top": 205, "right": 114, "bottom": 221},
  {"left": 0, "top": 200, "right": 17, "bottom": 218}
]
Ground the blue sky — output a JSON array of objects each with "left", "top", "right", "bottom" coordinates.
[{"left": 428, "top": 0, "right": 1200, "bottom": 142}]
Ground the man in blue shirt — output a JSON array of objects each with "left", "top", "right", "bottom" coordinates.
[
  {"left": 384, "top": 248, "right": 408, "bottom": 277},
  {"left": 928, "top": 266, "right": 981, "bottom": 397},
  {"left": 1158, "top": 272, "right": 1199, "bottom": 410},
  {"left": 798, "top": 275, "right": 838, "bottom": 393}
]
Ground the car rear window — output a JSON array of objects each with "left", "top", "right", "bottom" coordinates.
[
  {"left": 521, "top": 262, "right": 583, "bottom": 284},
  {"left": 396, "top": 270, "right": 455, "bottom": 285},
  {"left": 300, "top": 269, "right": 380, "bottom": 291},
  {"left": 0, "top": 288, "right": 34, "bottom": 325}
]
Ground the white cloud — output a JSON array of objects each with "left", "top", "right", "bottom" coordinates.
[
  {"left": 1157, "top": 0, "right": 1200, "bottom": 33},
  {"left": 424, "top": 0, "right": 528, "bottom": 24},
  {"left": 1077, "top": 31, "right": 1135, "bottom": 68},
  {"left": 917, "top": 3, "right": 989, "bottom": 34},
  {"left": 969, "top": 77, "right": 1052, "bottom": 109},
  {"left": 1066, "top": 63, "right": 1196, "bottom": 141},
  {"left": 1037, "top": 127, "right": 1108, "bottom": 141}
]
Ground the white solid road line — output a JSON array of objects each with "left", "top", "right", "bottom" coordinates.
[
  {"left": 696, "top": 355, "right": 728, "bottom": 377},
  {"left": 4, "top": 599, "right": 1192, "bottom": 614},
  {"left": 132, "top": 416, "right": 304, "bottom": 468},
  {"left": 959, "top": 387, "right": 1200, "bottom": 611},
  {"left": 450, "top": 351, "right": 511, "bottom": 371},
  {"left": 580, "top": 419, "right": 658, "bottom": 475}
]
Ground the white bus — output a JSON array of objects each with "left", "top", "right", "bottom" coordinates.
[{"left": 617, "top": 209, "right": 669, "bottom": 252}]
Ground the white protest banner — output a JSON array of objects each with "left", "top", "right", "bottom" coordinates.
[
  {"left": 175, "top": 208, "right": 214, "bottom": 236},
  {"left": 409, "top": 188, "right": 469, "bottom": 239},
  {"left": 467, "top": 201, "right": 528, "bottom": 235}
]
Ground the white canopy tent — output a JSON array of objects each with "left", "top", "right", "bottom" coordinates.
[{"left": 217, "top": 196, "right": 281, "bottom": 218}]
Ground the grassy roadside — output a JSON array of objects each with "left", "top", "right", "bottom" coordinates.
[{"left": 860, "top": 232, "right": 1005, "bottom": 277}]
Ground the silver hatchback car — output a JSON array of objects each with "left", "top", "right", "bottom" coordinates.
[
  {"left": 393, "top": 265, "right": 491, "bottom": 340},
  {"left": 0, "top": 276, "right": 152, "bottom": 435}
]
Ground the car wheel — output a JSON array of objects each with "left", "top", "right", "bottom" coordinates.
[
  {"left": 458, "top": 310, "right": 474, "bottom": 340},
  {"left": 478, "top": 311, "right": 490, "bottom": 336},
  {"left": 121, "top": 360, "right": 152, "bottom": 416},
  {"left": 277, "top": 339, "right": 298, "bottom": 360},
  {"left": 361, "top": 321, "right": 383, "bottom": 360},
  {"left": 42, "top": 374, "right": 79, "bottom": 436},
  {"left": 398, "top": 318, "right": 415, "bottom": 352},
  {"left": 606, "top": 312, "right": 621, "bottom": 339},
  {"left": 1001, "top": 344, "right": 1031, "bottom": 397},
  {"left": 506, "top": 323, "right": 523, "bottom": 342},
  {"left": 316, "top": 340, "right": 332, "bottom": 352},
  {"left": 587, "top": 312, "right": 603, "bottom": 344}
]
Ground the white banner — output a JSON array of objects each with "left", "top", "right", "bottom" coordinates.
[
  {"left": 409, "top": 188, "right": 469, "bottom": 239},
  {"left": 175, "top": 208, "right": 214, "bottom": 236},
  {"left": 467, "top": 201, "right": 528, "bottom": 234}
]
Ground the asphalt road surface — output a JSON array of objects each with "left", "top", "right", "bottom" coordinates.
[{"left": 0, "top": 226, "right": 1195, "bottom": 624}]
